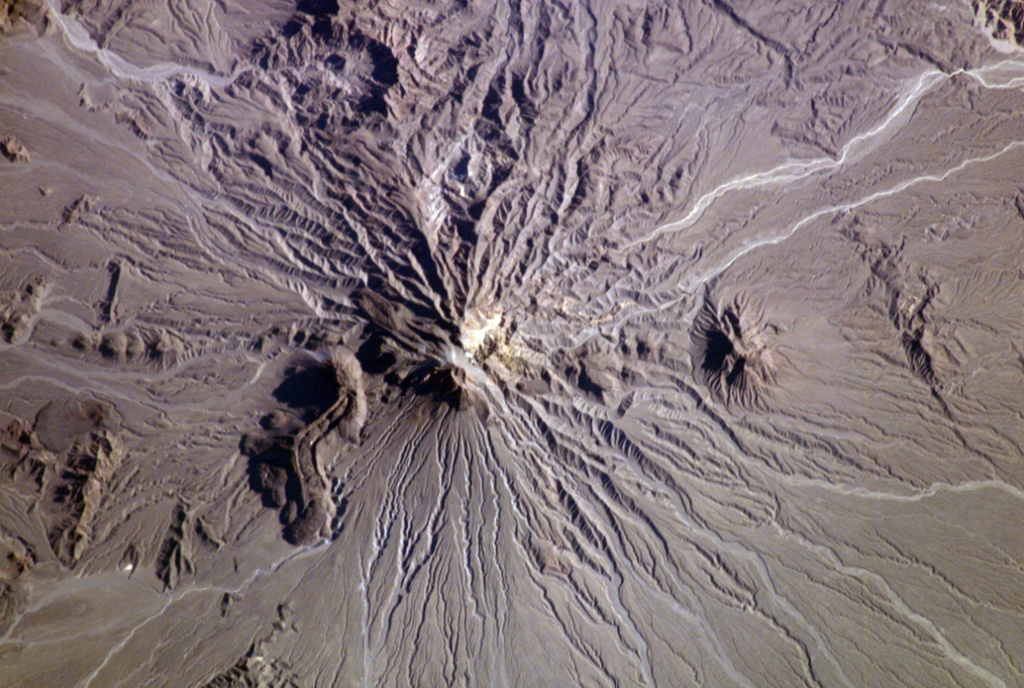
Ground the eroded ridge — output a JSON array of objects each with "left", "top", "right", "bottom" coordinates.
[
  {"left": 975, "top": 0, "right": 1024, "bottom": 45},
  {"left": 1, "top": 399, "right": 124, "bottom": 568}
]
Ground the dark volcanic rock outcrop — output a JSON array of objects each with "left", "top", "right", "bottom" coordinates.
[{"left": 246, "top": 347, "right": 366, "bottom": 545}]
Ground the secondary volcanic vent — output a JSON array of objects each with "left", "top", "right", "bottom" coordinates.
[
  {"left": 243, "top": 347, "right": 366, "bottom": 545},
  {"left": 692, "top": 294, "right": 777, "bottom": 410}
]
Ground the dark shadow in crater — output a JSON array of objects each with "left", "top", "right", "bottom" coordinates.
[
  {"left": 701, "top": 328, "right": 736, "bottom": 381},
  {"left": 272, "top": 362, "right": 342, "bottom": 422}
]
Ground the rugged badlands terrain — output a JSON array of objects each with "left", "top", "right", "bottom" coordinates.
[{"left": 2, "top": 0, "right": 1024, "bottom": 686}]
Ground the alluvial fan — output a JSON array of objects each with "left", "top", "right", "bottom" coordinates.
[{"left": 3, "top": 1, "right": 1024, "bottom": 687}]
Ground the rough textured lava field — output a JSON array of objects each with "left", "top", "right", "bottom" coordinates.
[{"left": 2, "top": 0, "right": 1024, "bottom": 686}]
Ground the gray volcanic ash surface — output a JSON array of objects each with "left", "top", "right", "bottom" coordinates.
[{"left": 2, "top": 1, "right": 1024, "bottom": 686}]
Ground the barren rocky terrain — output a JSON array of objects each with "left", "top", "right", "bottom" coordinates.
[{"left": 2, "top": 0, "right": 1024, "bottom": 686}]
